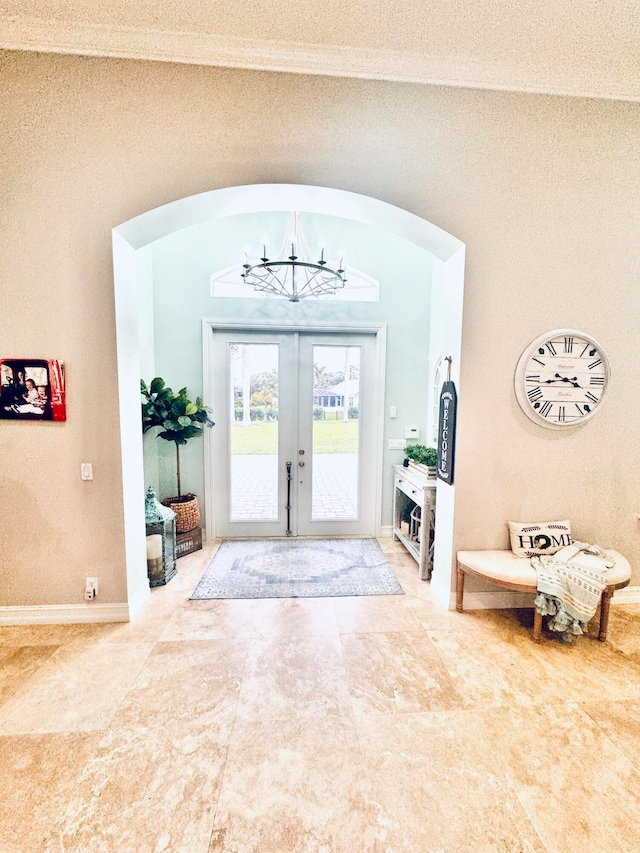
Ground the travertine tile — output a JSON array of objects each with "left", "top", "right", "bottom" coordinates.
[
  {"left": 159, "top": 596, "right": 339, "bottom": 642},
  {"left": 209, "top": 716, "right": 370, "bottom": 853},
  {"left": 333, "top": 593, "right": 424, "bottom": 634},
  {"left": 582, "top": 698, "right": 640, "bottom": 772},
  {"left": 0, "top": 642, "right": 153, "bottom": 734},
  {"left": 0, "top": 732, "right": 101, "bottom": 853},
  {"left": 235, "top": 634, "right": 352, "bottom": 721},
  {"left": 341, "top": 630, "right": 464, "bottom": 714},
  {"left": 480, "top": 703, "right": 640, "bottom": 852},
  {"left": 354, "top": 709, "right": 546, "bottom": 853},
  {"left": 607, "top": 604, "right": 640, "bottom": 657},
  {"left": 50, "top": 719, "right": 228, "bottom": 853},
  {"left": 0, "top": 645, "right": 59, "bottom": 709},
  {"left": 112, "top": 638, "right": 248, "bottom": 728}
]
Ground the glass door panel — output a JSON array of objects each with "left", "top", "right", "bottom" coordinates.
[
  {"left": 296, "top": 333, "right": 377, "bottom": 537},
  {"left": 211, "top": 331, "right": 297, "bottom": 538},
  {"left": 229, "top": 343, "right": 279, "bottom": 521},
  {"left": 311, "top": 345, "right": 361, "bottom": 520}
]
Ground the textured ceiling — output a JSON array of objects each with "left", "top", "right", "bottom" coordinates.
[{"left": 1, "top": 0, "right": 639, "bottom": 100}]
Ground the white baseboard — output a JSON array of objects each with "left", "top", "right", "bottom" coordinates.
[
  {"left": 450, "top": 590, "right": 536, "bottom": 611},
  {"left": 612, "top": 586, "right": 640, "bottom": 605},
  {"left": 0, "top": 603, "right": 131, "bottom": 626},
  {"left": 378, "top": 525, "right": 393, "bottom": 538}
]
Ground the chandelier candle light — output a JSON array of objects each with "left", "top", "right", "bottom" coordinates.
[{"left": 241, "top": 212, "right": 347, "bottom": 302}]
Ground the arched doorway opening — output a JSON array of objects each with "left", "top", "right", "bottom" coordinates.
[{"left": 112, "top": 184, "right": 465, "bottom": 617}]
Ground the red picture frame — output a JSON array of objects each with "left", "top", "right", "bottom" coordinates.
[{"left": 0, "top": 359, "right": 66, "bottom": 421}]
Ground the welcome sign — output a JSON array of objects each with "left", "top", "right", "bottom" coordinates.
[{"left": 437, "top": 381, "right": 457, "bottom": 485}]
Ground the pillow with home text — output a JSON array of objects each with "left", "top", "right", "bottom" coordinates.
[{"left": 508, "top": 520, "right": 572, "bottom": 558}]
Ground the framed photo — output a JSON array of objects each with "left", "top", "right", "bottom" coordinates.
[{"left": 0, "top": 359, "right": 66, "bottom": 421}]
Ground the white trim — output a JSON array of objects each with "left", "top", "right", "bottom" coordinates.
[
  {"left": 1, "top": 16, "right": 638, "bottom": 103},
  {"left": 0, "top": 603, "right": 130, "bottom": 626},
  {"left": 612, "top": 586, "right": 640, "bottom": 605},
  {"left": 379, "top": 525, "right": 393, "bottom": 538},
  {"left": 450, "top": 590, "right": 536, "bottom": 611}
]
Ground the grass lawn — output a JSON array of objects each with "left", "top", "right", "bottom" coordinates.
[{"left": 230, "top": 418, "right": 359, "bottom": 455}]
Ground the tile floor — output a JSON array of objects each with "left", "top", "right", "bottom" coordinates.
[{"left": 1, "top": 539, "right": 640, "bottom": 852}]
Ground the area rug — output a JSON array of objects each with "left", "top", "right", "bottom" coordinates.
[{"left": 190, "top": 538, "right": 404, "bottom": 600}]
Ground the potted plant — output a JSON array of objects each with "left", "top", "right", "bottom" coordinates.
[
  {"left": 403, "top": 444, "right": 438, "bottom": 478},
  {"left": 141, "top": 378, "right": 214, "bottom": 532}
]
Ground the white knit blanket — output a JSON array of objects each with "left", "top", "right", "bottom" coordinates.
[{"left": 531, "top": 542, "right": 613, "bottom": 635}]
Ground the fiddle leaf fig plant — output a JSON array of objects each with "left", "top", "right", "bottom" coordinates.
[{"left": 141, "top": 377, "right": 214, "bottom": 496}]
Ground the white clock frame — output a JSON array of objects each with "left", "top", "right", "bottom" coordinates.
[{"left": 515, "top": 328, "right": 611, "bottom": 430}]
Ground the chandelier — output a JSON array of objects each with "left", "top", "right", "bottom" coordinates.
[{"left": 241, "top": 212, "right": 347, "bottom": 302}]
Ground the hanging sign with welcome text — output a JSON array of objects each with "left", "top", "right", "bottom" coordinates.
[{"left": 437, "top": 381, "right": 457, "bottom": 485}]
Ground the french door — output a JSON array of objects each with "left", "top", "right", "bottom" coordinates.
[{"left": 210, "top": 330, "right": 379, "bottom": 537}]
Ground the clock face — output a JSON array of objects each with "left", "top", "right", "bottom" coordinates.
[{"left": 515, "top": 330, "right": 611, "bottom": 429}]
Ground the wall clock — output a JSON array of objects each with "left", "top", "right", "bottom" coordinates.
[{"left": 515, "top": 329, "right": 611, "bottom": 429}]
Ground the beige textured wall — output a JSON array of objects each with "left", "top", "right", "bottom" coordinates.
[{"left": 1, "top": 49, "right": 638, "bottom": 607}]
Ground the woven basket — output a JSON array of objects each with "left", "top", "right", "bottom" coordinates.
[{"left": 161, "top": 493, "right": 200, "bottom": 533}]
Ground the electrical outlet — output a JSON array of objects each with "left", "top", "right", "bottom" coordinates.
[{"left": 85, "top": 577, "right": 98, "bottom": 600}]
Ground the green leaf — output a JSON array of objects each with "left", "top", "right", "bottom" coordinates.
[
  {"left": 178, "top": 415, "right": 191, "bottom": 426},
  {"left": 185, "top": 402, "right": 197, "bottom": 416},
  {"left": 150, "top": 377, "right": 165, "bottom": 394}
]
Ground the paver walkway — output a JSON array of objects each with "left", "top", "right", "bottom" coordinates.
[{"left": 231, "top": 453, "right": 358, "bottom": 521}]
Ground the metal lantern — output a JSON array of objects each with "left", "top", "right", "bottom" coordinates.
[{"left": 144, "top": 486, "right": 177, "bottom": 586}]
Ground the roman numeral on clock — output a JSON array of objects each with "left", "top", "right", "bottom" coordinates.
[
  {"left": 539, "top": 401, "right": 553, "bottom": 417},
  {"left": 588, "top": 358, "right": 602, "bottom": 370},
  {"left": 526, "top": 374, "right": 541, "bottom": 382},
  {"left": 575, "top": 403, "right": 585, "bottom": 417},
  {"left": 590, "top": 376, "right": 605, "bottom": 386},
  {"left": 579, "top": 343, "right": 590, "bottom": 357},
  {"left": 585, "top": 391, "right": 599, "bottom": 404},
  {"left": 546, "top": 341, "right": 557, "bottom": 356},
  {"left": 527, "top": 387, "right": 543, "bottom": 402},
  {"left": 558, "top": 406, "right": 566, "bottom": 422},
  {"left": 564, "top": 337, "right": 574, "bottom": 353}
]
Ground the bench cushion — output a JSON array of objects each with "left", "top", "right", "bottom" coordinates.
[{"left": 457, "top": 549, "right": 631, "bottom": 589}]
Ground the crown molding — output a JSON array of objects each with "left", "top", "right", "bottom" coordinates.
[{"left": 1, "top": 14, "right": 639, "bottom": 102}]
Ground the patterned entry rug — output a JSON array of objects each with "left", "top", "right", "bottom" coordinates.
[{"left": 190, "top": 538, "right": 404, "bottom": 600}]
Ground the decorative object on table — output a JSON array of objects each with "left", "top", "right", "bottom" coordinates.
[
  {"left": 190, "top": 538, "right": 403, "bottom": 600},
  {"left": 403, "top": 444, "right": 438, "bottom": 477},
  {"left": 241, "top": 211, "right": 346, "bottom": 302},
  {"left": 508, "top": 519, "right": 573, "bottom": 558},
  {"left": 514, "top": 329, "right": 611, "bottom": 429},
  {"left": 437, "top": 358, "right": 457, "bottom": 484},
  {"left": 176, "top": 527, "right": 203, "bottom": 558},
  {"left": 144, "top": 486, "right": 177, "bottom": 586},
  {"left": 141, "top": 377, "right": 214, "bottom": 532},
  {"left": 0, "top": 358, "right": 66, "bottom": 421}
]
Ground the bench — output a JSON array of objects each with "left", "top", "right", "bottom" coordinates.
[{"left": 456, "top": 549, "right": 631, "bottom": 643}]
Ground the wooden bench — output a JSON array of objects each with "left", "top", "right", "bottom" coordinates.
[{"left": 456, "top": 549, "right": 631, "bottom": 643}]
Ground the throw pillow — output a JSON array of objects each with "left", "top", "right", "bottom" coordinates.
[{"left": 508, "top": 520, "right": 573, "bottom": 558}]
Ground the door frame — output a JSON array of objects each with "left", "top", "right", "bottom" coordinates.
[{"left": 202, "top": 319, "right": 387, "bottom": 540}]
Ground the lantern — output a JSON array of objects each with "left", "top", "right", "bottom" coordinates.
[{"left": 144, "top": 487, "right": 177, "bottom": 586}]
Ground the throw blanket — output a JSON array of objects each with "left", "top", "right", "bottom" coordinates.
[{"left": 531, "top": 542, "right": 613, "bottom": 637}]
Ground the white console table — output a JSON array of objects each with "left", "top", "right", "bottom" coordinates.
[{"left": 392, "top": 464, "right": 437, "bottom": 580}]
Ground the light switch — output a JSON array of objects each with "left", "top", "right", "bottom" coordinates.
[
  {"left": 388, "top": 439, "right": 406, "bottom": 450},
  {"left": 389, "top": 406, "right": 397, "bottom": 419},
  {"left": 81, "top": 463, "right": 93, "bottom": 481}
]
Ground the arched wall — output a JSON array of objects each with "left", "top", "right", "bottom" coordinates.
[{"left": 113, "top": 184, "right": 466, "bottom": 615}]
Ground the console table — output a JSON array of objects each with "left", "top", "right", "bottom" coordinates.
[{"left": 392, "top": 464, "right": 437, "bottom": 580}]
